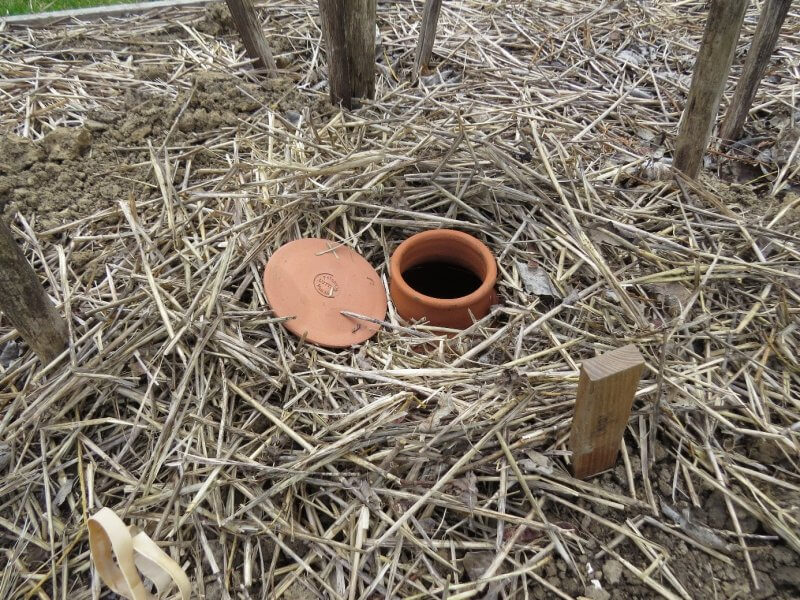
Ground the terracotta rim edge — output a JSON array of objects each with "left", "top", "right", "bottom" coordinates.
[{"left": 389, "top": 229, "right": 497, "bottom": 310}]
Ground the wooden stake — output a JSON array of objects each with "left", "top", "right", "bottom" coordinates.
[
  {"left": 570, "top": 344, "right": 645, "bottom": 479},
  {"left": 225, "top": 0, "right": 277, "bottom": 76},
  {"left": 720, "top": 0, "right": 792, "bottom": 143},
  {"left": 673, "top": 0, "right": 748, "bottom": 179},
  {"left": 413, "top": 0, "right": 442, "bottom": 79},
  {"left": 0, "top": 218, "right": 68, "bottom": 364},
  {"left": 318, "top": 0, "right": 376, "bottom": 108}
]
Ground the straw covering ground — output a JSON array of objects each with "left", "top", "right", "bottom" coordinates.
[{"left": 1, "top": 1, "right": 799, "bottom": 598}]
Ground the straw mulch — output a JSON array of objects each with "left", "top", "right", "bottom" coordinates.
[{"left": 1, "top": 1, "right": 799, "bottom": 598}]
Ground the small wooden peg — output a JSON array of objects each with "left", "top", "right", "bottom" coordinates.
[{"left": 570, "top": 344, "right": 645, "bottom": 479}]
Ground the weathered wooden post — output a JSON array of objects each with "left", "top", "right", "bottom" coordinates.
[
  {"left": 720, "top": 0, "right": 792, "bottom": 142},
  {"left": 673, "top": 0, "right": 748, "bottom": 179},
  {"left": 318, "top": 0, "right": 377, "bottom": 108},
  {"left": 0, "top": 218, "right": 68, "bottom": 364},
  {"left": 225, "top": 0, "right": 277, "bottom": 76},
  {"left": 413, "top": 0, "right": 443, "bottom": 79},
  {"left": 570, "top": 345, "right": 645, "bottom": 479}
]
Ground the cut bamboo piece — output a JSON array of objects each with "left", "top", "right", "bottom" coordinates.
[{"left": 570, "top": 345, "right": 645, "bottom": 479}]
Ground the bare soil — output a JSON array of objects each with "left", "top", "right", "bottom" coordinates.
[{"left": 1, "top": 69, "right": 318, "bottom": 229}]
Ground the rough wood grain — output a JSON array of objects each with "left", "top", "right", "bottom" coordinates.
[
  {"left": 0, "top": 218, "right": 68, "bottom": 365},
  {"left": 570, "top": 344, "right": 645, "bottom": 479},
  {"left": 413, "top": 0, "right": 443, "bottom": 79},
  {"left": 673, "top": 0, "right": 748, "bottom": 179},
  {"left": 318, "top": 0, "right": 376, "bottom": 108},
  {"left": 225, "top": 0, "right": 277, "bottom": 76},
  {"left": 720, "top": 0, "right": 792, "bottom": 142}
]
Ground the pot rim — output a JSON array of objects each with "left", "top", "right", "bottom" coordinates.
[{"left": 390, "top": 229, "right": 497, "bottom": 310}]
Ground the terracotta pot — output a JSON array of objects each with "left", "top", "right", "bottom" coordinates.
[{"left": 389, "top": 229, "right": 498, "bottom": 329}]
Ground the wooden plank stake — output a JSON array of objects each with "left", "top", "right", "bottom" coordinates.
[
  {"left": 673, "top": 0, "right": 748, "bottom": 179},
  {"left": 318, "top": 0, "right": 376, "bottom": 108},
  {"left": 413, "top": 0, "right": 443, "bottom": 79},
  {"left": 570, "top": 344, "right": 645, "bottom": 479},
  {"left": 0, "top": 218, "right": 68, "bottom": 365},
  {"left": 225, "top": 0, "right": 277, "bottom": 76},
  {"left": 720, "top": 0, "right": 792, "bottom": 143}
]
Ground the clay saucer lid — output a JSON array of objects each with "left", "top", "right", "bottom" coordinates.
[{"left": 263, "top": 238, "right": 387, "bottom": 348}]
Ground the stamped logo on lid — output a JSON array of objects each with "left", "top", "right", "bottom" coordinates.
[
  {"left": 314, "top": 273, "right": 339, "bottom": 298},
  {"left": 264, "top": 238, "right": 386, "bottom": 347}
]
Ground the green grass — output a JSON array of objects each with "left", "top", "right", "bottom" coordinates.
[{"left": 2, "top": 0, "right": 132, "bottom": 16}]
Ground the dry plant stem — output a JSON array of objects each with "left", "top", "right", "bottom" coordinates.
[
  {"left": 673, "top": 0, "right": 748, "bottom": 178},
  {"left": 0, "top": 217, "right": 68, "bottom": 364},
  {"left": 719, "top": 0, "right": 792, "bottom": 142},
  {"left": 495, "top": 432, "right": 574, "bottom": 571},
  {"left": 371, "top": 399, "right": 525, "bottom": 550}
]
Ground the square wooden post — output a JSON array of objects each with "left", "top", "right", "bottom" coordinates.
[{"left": 570, "top": 344, "right": 645, "bottom": 479}]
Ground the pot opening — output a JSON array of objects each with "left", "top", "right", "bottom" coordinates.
[{"left": 402, "top": 261, "right": 483, "bottom": 299}]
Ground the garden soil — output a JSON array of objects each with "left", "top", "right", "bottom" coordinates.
[{"left": 1, "top": 70, "right": 316, "bottom": 229}]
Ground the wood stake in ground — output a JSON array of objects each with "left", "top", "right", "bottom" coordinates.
[
  {"left": 225, "top": 0, "right": 277, "bottom": 75},
  {"left": 413, "top": 0, "right": 442, "bottom": 79},
  {"left": 570, "top": 345, "right": 645, "bottom": 479},
  {"left": 673, "top": 0, "right": 748, "bottom": 178},
  {"left": 318, "top": 0, "right": 376, "bottom": 108},
  {"left": 0, "top": 218, "right": 68, "bottom": 364},
  {"left": 720, "top": 0, "right": 792, "bottom": 142}
]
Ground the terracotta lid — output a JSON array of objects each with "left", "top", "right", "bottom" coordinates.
[{"left": 263, "top": 238, "right": 387, "bottom": 348}]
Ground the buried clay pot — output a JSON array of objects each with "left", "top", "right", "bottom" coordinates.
[{"left": 389, "top": 229, "right": 498, "bottom": 329}]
